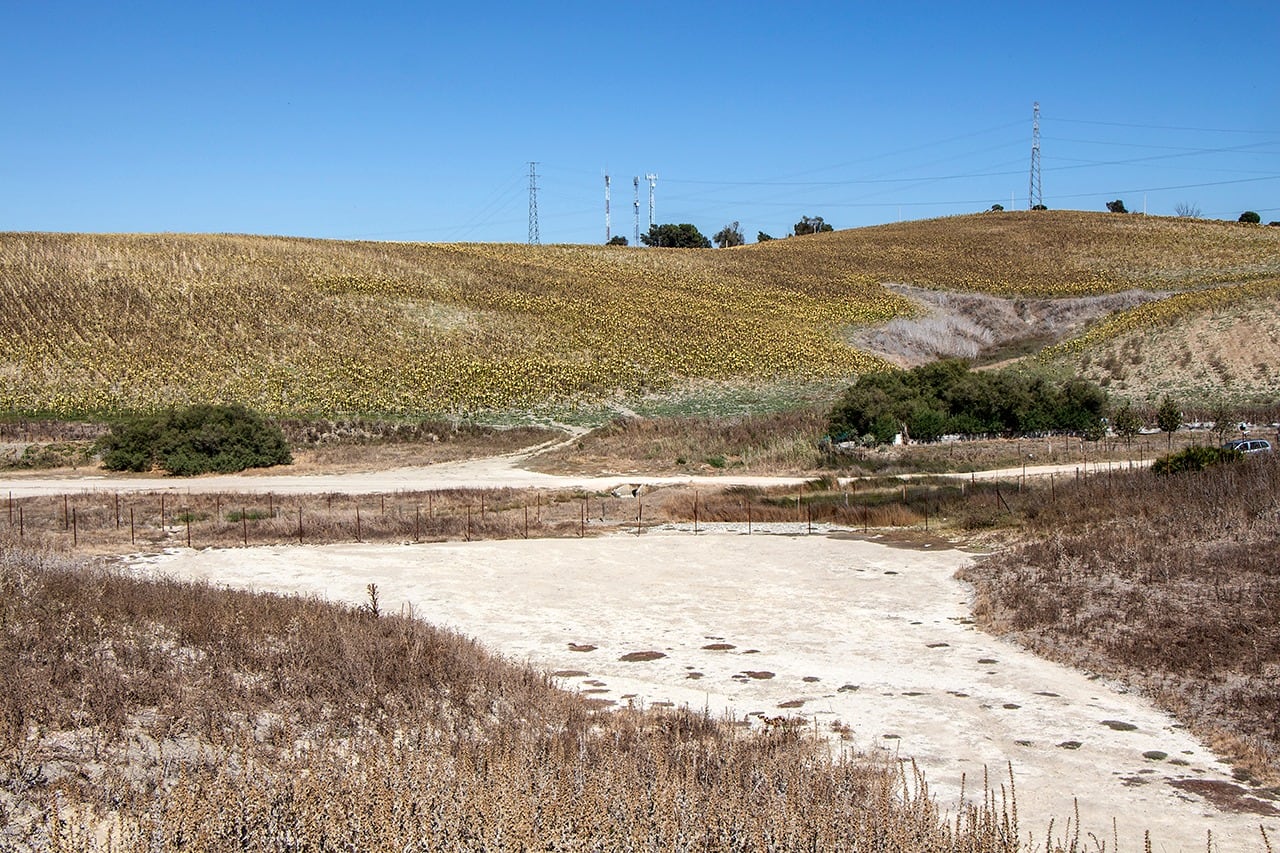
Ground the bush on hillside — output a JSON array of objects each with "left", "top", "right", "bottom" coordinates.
[
  {"left": 827, "top": 359, "right": 1108, "bottom": 445},
  {"left": 98, "top": 404, "right": 291, "bottom": 475},
  {"left": 1239, "top": 211, "right": 1261, "bottom": 224},
  {"left": 639, "top": 223, "right": 711, "bottom": 248},
  {"left": 1151, "top": 445, "right": 1241, "bottom": 475}
]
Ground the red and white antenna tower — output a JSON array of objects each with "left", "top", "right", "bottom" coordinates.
[
  {"left": 632, "top": 177, "right": 640, "bottom": 244},
  {"left": 645, "top": 173, "right": 657, "bottom": 230},
  {"left": 604, "top": 173, "right": 611, "bottom": 243}
]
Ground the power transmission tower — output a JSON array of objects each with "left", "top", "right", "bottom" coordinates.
[
  {"left": 1028, "top": 102, "right": 1042, "bottom": 210},
  {"left": 528, "top": 161, "right": 540, "bottom": 245},
  {"left": 633, "top": 177, "right": 640, "bottom": 245},
  {"left": 604, "top": 173, "right": 611, "bottom": 243},
  {"left": 645, "top": 173, "right": 657, "bottom": 230}
]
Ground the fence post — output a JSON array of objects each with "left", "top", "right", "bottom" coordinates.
[
  {"left": 415, "top": 506, "right": 421, "bottom": 542},
  {"left": 297, "top": 507, "right": 303, "bottom": 544},
  {"left": 160, "top": 494, "right": 165, "bottom": 529},
  {"left": 129, "top": 507, "right": 135, "bottom": 544},
  {"left": 19, "top": 505, "right": 24, "bottom": 540},
  {"left": 524, "top": 505, "right": 529, "bottom": 539},
  {"left": 185, "top": 511, "right": 191, "bottom": 548},
  {"left": 747, "top": 501, "right": 751, "bottom": 535},
  {"left": 63, "top": 494, "right": 69, "bottom": 530},
  {"left": 466, "top": 505, "right": 472, "bottom": 542},
  {"left": 242, "top": 510, "right": 248, "bottom": 547},
  {"left": 636, "top": 502, "right": 642, "bottom": 536},
  {"left": 114, "top": 493, "right": 120, "bottom": 529},
  {"left": 356, "top": 506, "right": 362, "bottom": 542},
  {"left": 693, "top": 492, "right": 699, "bottom": 535},
  {"left": 72, "top": 508, "right": 78, "bottom": 548}
]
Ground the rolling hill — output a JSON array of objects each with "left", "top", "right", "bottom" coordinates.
[{"left": 1, "top": 211, "right": 1276, "bottom": 418}]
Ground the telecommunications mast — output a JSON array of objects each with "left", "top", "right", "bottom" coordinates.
[
  {"left": 645, "top": 173, "right": 657, "bottom": 230},
  {"left": 604, "top": 173, "right": 611, "bottom": 243},
  {"left": 1028, "top": 102, "right": 1043, "bottom": 210},
  {"left": 528, "top": 161, "right": 540, "bottom": 245},
  {"left": 633, "top": 177, "right": 640, "bottom": 244}
]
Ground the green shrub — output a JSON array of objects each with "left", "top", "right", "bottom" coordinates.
[
  {"left": 827, "top": 359, "right": 1108, "bottom": 445},
  {"left": 1239, "top": 211, "right": 1262, "bottom": 224},
  {"left": 98, "top": 404, "right": 291, "bottom": 475},
  {"left": 1151, "top": 445, "right": 1241, "bottom": 475}
]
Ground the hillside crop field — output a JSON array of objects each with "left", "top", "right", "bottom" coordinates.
[
  {"left": 2, "top": 212, "right": 1276, "bottom": 418},
  {"left": 1041, "top": 278, "right": 1280, "bottom": 405}
]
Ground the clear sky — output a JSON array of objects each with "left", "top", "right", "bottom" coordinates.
[{"left": 3, "top": 2, "right": 1277, "bottom": 244}]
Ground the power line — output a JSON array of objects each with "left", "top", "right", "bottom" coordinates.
[
  {"left": 686, "top": 174, "right": 1280, "bottom": 210},
  {"left": 1049, "top": 116, "right": 1279, "bottom": 135}
]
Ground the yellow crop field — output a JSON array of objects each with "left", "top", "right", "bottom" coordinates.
[
  {"left": 1, "top": 211, "right": 1275, "bottom": 416},
  {"left": 772, "top": 209, "right": 1280, "bottom": 296}
]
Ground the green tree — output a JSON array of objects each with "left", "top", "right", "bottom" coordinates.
[
  {"left": 713, "top": 221, "right": 745, "bottom": 248},
  {"left": 1239, "top": 211, "right": 1262, "bottom": 224},
  {"left": 828, "top": 360, "right": 1111, "bottom": 446},
  {"left": 792, "top": 216, "right": 834, "bottom": 236},
  {"left": 1156, "top": 395, "right": 1180, "bottom": 450},
  {"left": 989, "top": 204, "right": 1004, "bottom": 212},
  {"left": 1111, "top": 401, "right": 1142, "bottom": 450},
  {"left": 605, "top": 235, "right": 628, "bottom": 246},
  {"left": 98, "top": 404, "right": 292, "bottom": 475},
  {"left": 640, "top": 223, "right": 711, "bottom": 248},
  {"left": 1106, "top": 199, "right": 1128, "bottom": 214},
  {"left": 1207, "top": 400, "right": 1237, "bottom": 445},
  {"left": 756, "top": 231, "right": 774, "bottom": 242}
]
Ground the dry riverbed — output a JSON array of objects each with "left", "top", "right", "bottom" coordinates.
[{"left": 130, "top": 527, "right": 1278, "bottom": 851}]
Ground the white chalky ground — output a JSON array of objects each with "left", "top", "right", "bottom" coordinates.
[{"left": 132, "top": 527, "right": 1278, "bottom": 852}]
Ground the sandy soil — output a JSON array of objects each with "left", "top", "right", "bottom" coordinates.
[
  {"left": 132, "top": 529, "right": 1278, "bottom": 851},
  {"left": 846, "top": 283, "right": 1166, "bottom": 366}
]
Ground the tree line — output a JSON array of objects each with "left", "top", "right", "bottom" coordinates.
[
  {"left": 606, "top": 216, "right": 835, "bottom": 248},
  {"left": 827, "top": 360, "right": 1113, "bottom": 445}
]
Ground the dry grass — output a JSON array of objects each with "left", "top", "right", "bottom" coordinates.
[
  {"left": 280, "top": 419, "right": 560, "bottom": 473},
  {"left": 3, "top": 212, "right": 1276, "bottom": 418},
  {"left": 1041, "top": 279, "right": 1280, "bottom": 405},
  {"left": 756, "top": 210, "right": 1279, "bottom": 296},
  {"left": 527, "top": 409, "right": 831, "bottom": 475},
  {"left": 958, "top": 455, "right": 1280, "bottom": 785},
  {"left": 0, "top": 543, "right": 1049, "bottom": 851}
]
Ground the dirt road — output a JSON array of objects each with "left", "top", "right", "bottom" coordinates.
[{"left": 0, "top": 447, "right": 1143, "bottom": 500}]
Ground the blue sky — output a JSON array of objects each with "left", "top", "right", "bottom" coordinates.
[{"left": 3, "top": 2, "right": 1277, "bottom": 243}]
